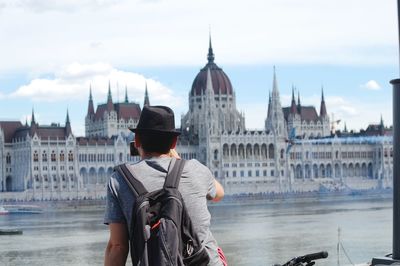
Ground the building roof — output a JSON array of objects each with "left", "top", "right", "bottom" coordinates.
[
  {"left": 115, "top": 103, "right": 141, "bottom": 120},
  {"left": 0, "top": 120, "right": 72, "bottom": 142},
  {"left": 14, "top": 125, "right": 70, "bottom": 140},
  {"left": 94, "top": 102, "right": 141, "bottom": 121},
  {"left": 190, "top": 38, "right": 233, "bottom": 96},
  {"left": 283, "top": 106, "right": 320, "bottom": 122},
  {"left": 0, "top": 121, "right": 23, "bottom": 142}
]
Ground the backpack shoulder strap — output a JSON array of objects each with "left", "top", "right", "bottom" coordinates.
[
  {"left": 114, "top": 163, "right": 148, "bottom": 196},
  {"left": 164, "top": 158, "right": 186, "bottom": 189}
]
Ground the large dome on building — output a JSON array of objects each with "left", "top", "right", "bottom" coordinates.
[{"left": 190, "top": 39, "right": 233, "bottom": 96}]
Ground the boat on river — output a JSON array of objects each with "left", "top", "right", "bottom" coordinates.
[
  {"left": 0, "top": 206, "right": 9, "bottom": 215},
  {"left": 2, "top": 205, "right": 43, "bottom": 214},
  {"left": 0, "top": 228, "right": 23, "bottom": 235}
]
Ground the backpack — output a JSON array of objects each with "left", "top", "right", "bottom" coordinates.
[{"left": 115, "top": 158, "right": 210, "bottom": 266}]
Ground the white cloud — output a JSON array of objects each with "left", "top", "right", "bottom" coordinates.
[
  {"left": 9, "top": 62, "right": 184, "bottom": 108},
  {"left": 361, "top": 80, "right": 381, "bottom": 90},
  {"left": 0, "top": 0, "right": 396, "bottom": 72},
  {"left": 0, "top": 0, "right": 122, "bottom": 13}
]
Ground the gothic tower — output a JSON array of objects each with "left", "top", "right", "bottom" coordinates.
[
  {"left": 181, "top": 35, "right": 245, "bottom": 139},
  {"left": 265, "top": 68, "right": 287, "bottom": 138}
]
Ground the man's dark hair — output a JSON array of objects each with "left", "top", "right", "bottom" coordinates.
[{"left": 136, "top": 132, "right": 176, "bottom": 154}]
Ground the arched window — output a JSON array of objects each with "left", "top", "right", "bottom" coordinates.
[
  {"left": 42, "top": 151, "right": 47, "bottom": 162},
  {"left": 33, "top": 151, "right": 39, "bottom": 162},
  {"left": 223, "top": 144, "right": 229, "bottom": 158},
  {"left": 254, "top": 144, "right": 260, "bottom": 157},
  {"left": 51, "top": 151, "right": 56, "bottom": 162},
  {"left": 246, "top": 144, "right": 252, "bottom": 158},
  {"left": 68, "top": 151, "right": 74, "bottom": 162},
  {"left": 261, "top": 144, "right": 267, "bottom": 158},
  {"left": 238, "top": 144, "right": 245, "bottom": 159},
  {"left": 230, "top": 144, "right": 237, "bottom": 157},
  {"left": 60, "top": 151, "right": 65, "bottom": 162},
  {"left": 6, "top": 153, "right": 11, "bottom": 164},
  {"left": 268, "top": 144, "right": 275, "bottom": 159},
  {"left": 214, "top": 150, "right": 218, "bottom": 160}
]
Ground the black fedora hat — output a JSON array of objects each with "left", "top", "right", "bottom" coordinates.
[{"left": 129, "top": 105, "right": 181, "bottom": 136}]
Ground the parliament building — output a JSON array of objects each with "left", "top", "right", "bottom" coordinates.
[{"left": 0, "top": 39, "right": 393, "bottom": 200}]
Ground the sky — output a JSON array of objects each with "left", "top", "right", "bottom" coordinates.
[{"left": 0, "top": 0, "right": 398, "bottom": 136}]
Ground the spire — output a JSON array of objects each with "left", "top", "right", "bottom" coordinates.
[
  {"left": 66, "top": 109, "right": 70, "bottom": 124},
  {"left": 87, "top": 85, "right": 95, "bottom": 116},
  {"left": 267, "top": 91, "right": 272, "bottom": 120},
  {"left": 272, "top": 66, "right": 279, "bottom": 96},
  {"left": 266, "top": 67, "right": 285, "bottom": 136},
  {"left": 30, "top": 108, "right": 38, "bottom": 135},
  {"left": 107, "top": 81, "right": 112, "bottom": 102},
  {"left": 320, "top": 86, "right": 327, "bottom": 117},
  {"left": 65, "top": 109, "right": 72, "bottom": 136},
  {"left": 31, "top": 108, "right": 36, "bottom": 126},
  {"left": 125, "top": 85, "right": 129, "bottom": 103},
  {"left": 344, "top": 122, "right": 348, "bottom": 133},
  {"left": 89, "top": 84, "right": 93, "bottom": 101},
  {"left": 297, "top": 89, "right": 301, "bottom": 114},
  {"left": 206, "top": 68, "right": 214, "bottom": 95},
  {"left": 207, "top": 31, "right": 215, "bottom": 64},
  {"left": 290, "top": 86, "right": 297, "bottom": 114},
  {"left": 144, "top": 82, "right": 150, "bottom": 107},
  {"left": 107, "top": 81, "right": 114, "bottom": 111},
  {"left": 380, "top": 114, "right": 385, "bottom": 135},
  {"left": 297, "top": 90, "right": 301, "bottom": 106}
]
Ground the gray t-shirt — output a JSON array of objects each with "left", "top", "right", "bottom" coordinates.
[{"left": 104, "top": 157, "right": 222, "bottom": 266}]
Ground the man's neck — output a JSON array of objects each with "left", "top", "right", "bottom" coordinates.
[{"left": 140, "top": 152, "right": 169, "bottom": 159}]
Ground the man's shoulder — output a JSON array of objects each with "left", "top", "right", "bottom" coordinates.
[
  {"left": 182, "top": 159, "right": 212, "bottom": 176},
  {"left": 184, "top": 159, "right": 206, "bottom": 169}
]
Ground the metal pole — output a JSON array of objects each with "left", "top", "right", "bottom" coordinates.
[
  {"left": 392, "top": 78, "right": 400, "bottom": 260},
  {"left": 393, "top": 0, "right": 400, "bottom": 260},
  {"left": 398, "top": 0, "right": 400, "bottom": 73}
]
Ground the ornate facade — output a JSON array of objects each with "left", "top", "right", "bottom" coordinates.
[
  {"left": 85, "top": 83, "right": 141, "bottom": 138},
  {"left": 0, "top": 38, "right": 393, "bottom": 200}
]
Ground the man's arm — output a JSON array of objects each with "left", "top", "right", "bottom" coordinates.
[
  {"left": 212, "top": 179, "right": 224, "bottom": 202},
  {"left": 104, "top": 223, "right": 129, "bottom": 266}
]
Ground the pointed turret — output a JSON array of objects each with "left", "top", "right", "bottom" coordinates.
[
  {"left": 87, "top": 85, "right": 95, "bottom": 116},
  {"left": 124, "top": 85, "right": 129, "bottom": 103},
  {"left": 30, "top": 108, "right": 38, "bottom": 135},
  {"left": 265, "top": 67, "right": 286, "bottom": 136},
  {"left": 107, "top": 81, "right": 114, "bottom": 111},
  {"left": 272, "top": 66, "right": 279, "bottom": 96},
  {"left": 380, "top": 114, "right": 385, "bottom": 135},
  {"left": 205, "top": 68, "right": 214, "bottom": 96},
  {"left": 207, "top": 33, "right": 215, "bottom": 64},
  {"left": 297, "top": 90, "right": 302, "bottom": 114},
  {"left": 31, "top": 108, "right": 36, "bottom": 126},
  {"left": 144, "top": 82, "right": 150, "bottom": 107},
  {"left": 66, "top": 109, "right": 70, "bottom": 124},
  {"left": 267, "top": 91, "right": 272, "bottom": 119},
  {"left": 320, "top": 87, "right": 327, "bottom": 117},
  {"left": 204, "top": 68, "right": 217, "bottom": 135},
  {"left": 290, "top": 86, "right": 297, "bottom": 114},
  {"left": 65, "top": 109, "right": 72, "bottom": 136}
]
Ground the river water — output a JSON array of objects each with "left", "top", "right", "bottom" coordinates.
[{"left": 0, "top": 198, "right": 392, "bottom": 266}]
